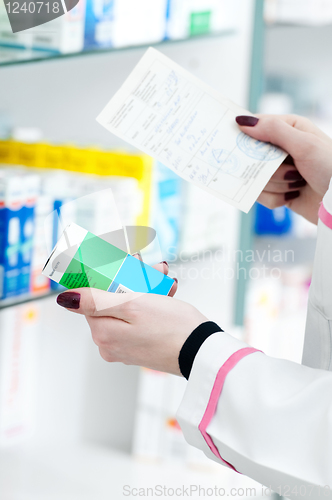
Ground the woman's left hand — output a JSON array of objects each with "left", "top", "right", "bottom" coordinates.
[{"left": 56, "top": 287, "right": 207, "bottom": 375}]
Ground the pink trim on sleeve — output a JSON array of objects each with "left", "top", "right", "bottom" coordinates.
[
  {"left": 319, "top": 202, "right": 332, "bottom": 230},
  {"left": 198, "top": 347, "right": 260, "bottom": 473}
]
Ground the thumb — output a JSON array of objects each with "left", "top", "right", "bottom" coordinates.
[
  {"left": 56, "top": 287, "right": 142, "bottom": 318},
  {"left": 235, "top": 115, "right": 311, "bottom": 160}
]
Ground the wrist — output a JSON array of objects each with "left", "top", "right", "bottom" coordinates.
[{"left": 178, "top": 321, "right": 223, "bottom": 379}]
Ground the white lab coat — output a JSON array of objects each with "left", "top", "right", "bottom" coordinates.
[{"left": 177, "top": 180, "right": 332, "bottom": 499}]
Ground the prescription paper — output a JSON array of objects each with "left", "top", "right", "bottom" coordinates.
[{"left": 96, "top": 48, "right": 287, "bottom": 213}]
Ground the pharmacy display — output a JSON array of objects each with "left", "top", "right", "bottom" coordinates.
[
  {"left": 0, "top": 0, "right": 236, "bottom": 58},
  {"left": 97, "top": 48, "right": 287, "bottom": 213},
  {"left": 0, "top": 149, "right": 155, "bottom": 301}
]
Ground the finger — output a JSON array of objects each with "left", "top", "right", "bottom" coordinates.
[
  {"left": 257, "top": 190, "right": 299, "bottom": 210},
  {"left": 133, "top": 253, "right": 169, "bottom": 276},
  {"left": 131, "top": 257, "right": 176, "bottom": 295},
  {"left": 57, "top": 287, "right": 143, "bottom": 319},
  {"left": 268, "top": 164, "right": 303, "bottom": 183},
  {"left": 284, "top": 187, "right": 321, "bottom": 224},
  {"left": 99, "top": 347, "right": 117, "bottom": 363},
  {"left": 168, "top": 278, "right": 178, "bottom": 297},
  {"left": 236, "top": 115, "right": 313, "bottom": 160},
  {"left": 263, "top": 179, "right": 307, "bottom": 194},
  {"left": 152, "top": 261, "right": 169, "bottom": 275},
  {"left": 86, "top": 315, "right": 128, "bottom": 348},
  {"left": 256, "top": 114, "right": 332, "bottom": 142},
  {"left": 283, "top": 155, "right": 295, "bottom": 166}
]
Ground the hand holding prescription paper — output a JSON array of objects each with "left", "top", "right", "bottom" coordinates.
[{"left": 96, "top": 48, "right": 287, "bottom": 213}]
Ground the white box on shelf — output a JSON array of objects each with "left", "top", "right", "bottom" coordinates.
[
  {"left": 132, "top": 368, "right": 190, "bottom": 463},
  {"left": 0, "top": 172, "right": 24, "bottom": 299},
  {"left": 264, "top": 0, "right": 332, "bottom": 25},
  {"left": 73, "top": 176, "right": 141, "bottom": 232},
  {"left": 180, "top": 183, "right": 240, "bottom": 256},
  {"left": 111, "top": 0, "right": 168, "bottom": 48},
  {"left": 30, "top": 194, "right": 53, "bottom": 295},
  {"left": 166, "top": 0, "right": 237, "bottom": 40},
  {"left": 19, "top": 173, "right": 41, "bottom": 295},
  {"left": 0, "top": 304, "right": 40, "bottom": 446},
  {"left": 84, "top": 0, "right": 167, "bottom": 49},
  {"left": 32, "top": 0, "right": 86, "bottom": 53}
]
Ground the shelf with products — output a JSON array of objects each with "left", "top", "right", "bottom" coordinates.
[
  {"left": 252, "top": 2, "right": 330, "bottom": 296},
  {"left": 0, "top": 0, "right": 260, "bottom": 314},
  {"left": 264, "top": 0, "right": 332, "bottom": 26},
  {"left": 0, "top": 29, "right": 236, "bottom": 67},
  {"left": 0, "top": 4, "right": 268, "bottom": 498},
  {"left": 0, "top": 0, "right": 239, "bottom": 67},
  {"left": 0, "top": 140, "right": 242, "bottom": 311},
  {"left": 0, "top": 289, "right": 57, "bottom": 309},
  {"left": 260, "top": 17, "right": 332, "bottom": 132},
  {"left": 0, "top": 142, "right": 158, "bottom": 308}
]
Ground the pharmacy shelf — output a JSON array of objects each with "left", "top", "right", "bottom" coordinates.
[
  {"left": 234, "top": 0, "right": 265, "bottom": 326},
  {"left": 0, "top": 290, "right": 58, "bottom": 310},
  {"left": 0, "top": 30, "right": 235, "bottom": 67},
  {"left": 265, "top": 21, "right": 332, "bottom": 28}
]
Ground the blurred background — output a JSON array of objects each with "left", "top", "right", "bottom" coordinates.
[{"left": 0, "top": 0, "right": 330, "bottom": 498}]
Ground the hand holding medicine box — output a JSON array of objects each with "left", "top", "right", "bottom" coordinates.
[
  {"left": 97, "top": 48, "right": 288, "bottom": 213},
  {"left": 42, "top": 223, "right": 174, "bottom": 296}
]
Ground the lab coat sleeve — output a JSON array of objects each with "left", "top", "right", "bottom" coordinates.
[
  {"left": 176, "top": 180, "right": 332, "bottom": 499},
  {"left": 302, "top": 178, "right": 332, "bottom": 370}
]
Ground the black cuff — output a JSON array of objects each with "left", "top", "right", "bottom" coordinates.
[{"left": 178, "top": 321, "right": 223, "bottom": 380}]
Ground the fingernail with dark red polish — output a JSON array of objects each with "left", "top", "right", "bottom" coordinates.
[
  {"left": 173, "top": 277, "right": 178, "bottom": 284},
  {"left": 284, "top": 170, "right": 303, "bottom": 181},
  {"left": 236, "top": 116, "right": 259, "bottom": 127},
  {"left": 161, "top": 261, "right": 169, "bottom": 268},
  {"left": 283, "top": 155, "right": 295, "bottom": 166},
  {"left": 285, "top": 191, "right": 300, "bottom": 201},
  {"left": 57, "top": 292, "right": 81, "bottom": 309},
  {"left": 289, "top": 179, "right": 307, "bottom": 189}
]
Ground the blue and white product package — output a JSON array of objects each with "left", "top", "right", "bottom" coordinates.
[
  {"left": 84, "top": 0, "right": 115, "bottom": 49},
  {"left": 41, "top": 172, "right": 77, "bottom": 291},
  {"left": 19, "top": 174, "right": 40, "bottom": 295},
  {"left": 0, "top": 174, "right": 23, "bottom": 299},
  {"left": 42, "top": 223, "right": 174, "bottom": 296},
  {"left": 30, "top": 195, "right": 54, "bottom": 295},
  {"left": 84, "top": 0, "right": 167, "bottom": 50},
  {"left": 153, "top": 162, "right": 182, "bottom": 261},
  {"left": 32, "top": 0, "right": 86, "bottom": 54}
]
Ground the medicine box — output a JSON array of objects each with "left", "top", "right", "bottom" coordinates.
[
  {"left": 0, "top": 174, "right": 23, "bottom": 299},
  {"left": 42, "top": 223, "right": 174, "bottom": 295}
]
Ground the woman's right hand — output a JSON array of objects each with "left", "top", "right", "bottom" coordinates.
[{"left": 236, "top": 114, "right": 332, "bottom": 224}]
